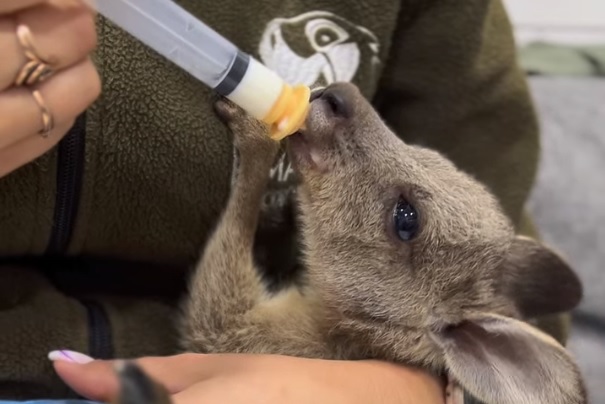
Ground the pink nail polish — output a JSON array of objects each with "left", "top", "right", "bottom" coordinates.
[{"left": 48, "top": 350, "right": 94, "bottom": 364}]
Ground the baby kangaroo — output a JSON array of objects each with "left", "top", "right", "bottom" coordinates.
[{"left": 117, "top": 82, "right": 587, "bottom": 404}]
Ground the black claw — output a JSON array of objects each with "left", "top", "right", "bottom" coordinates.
[{"left": 113, "top": 361, "right": 171, "bottom": 404}]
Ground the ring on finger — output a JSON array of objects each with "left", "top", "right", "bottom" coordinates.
[
  {"left": 31, "top": 90, "right": 55, "bottom": 137},
  {"left": 14, "top": 25, "right": 56, "bottom": 87}
]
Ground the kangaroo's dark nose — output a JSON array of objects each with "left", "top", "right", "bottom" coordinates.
[{"left": 320, "top": 85, "right": 352, "bottom": 118}]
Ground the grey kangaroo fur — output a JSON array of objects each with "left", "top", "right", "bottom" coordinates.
[{"left": 114, "top": 82, "right": 587, "bottom": 404}]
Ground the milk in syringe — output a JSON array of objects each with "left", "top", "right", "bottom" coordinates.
[{"left": 89, "top": 0, "right": 310, "bottom": 140}]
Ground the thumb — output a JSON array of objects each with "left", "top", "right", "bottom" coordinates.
[{"left": 50, "top": 351, "right": 210, "bottom": 400}]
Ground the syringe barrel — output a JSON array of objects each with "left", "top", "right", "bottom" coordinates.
[
  {"left": 91, "top": 0, "right": 309, "bottom": 138},
  {"left": 93, "top": 0, "right": 239, "bottom": 87}
]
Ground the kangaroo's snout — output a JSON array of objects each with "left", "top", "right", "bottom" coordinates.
[{"left": 315, "top": 84, "right": 354, "bottom": 119}]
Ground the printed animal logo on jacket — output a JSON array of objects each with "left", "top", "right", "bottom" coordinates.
[
  {"left": 259, "top": 11, "right": 380, "bottom": 87},
  {"left": 258, "top": 10, "right": 381, "bottom": 198}
]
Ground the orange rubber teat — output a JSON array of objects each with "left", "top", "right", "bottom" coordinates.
[{"left": 263, "top": 83, "right": 310, "bottom": 141}]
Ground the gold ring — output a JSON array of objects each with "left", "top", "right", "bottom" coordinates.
[
  {"left": 31, "top": 90, "right": 55, "bottom": 137},
  {"left": 14, "top": 25, "right": 55, "bottom": 87}
]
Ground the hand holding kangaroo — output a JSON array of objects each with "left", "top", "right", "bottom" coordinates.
[{"left": 116, "top": 83, "right": 586, "bottom": 404}]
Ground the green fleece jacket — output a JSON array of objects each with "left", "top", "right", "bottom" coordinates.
[{"left": 0, "top": 0, "right": 566, "bottom": 399}]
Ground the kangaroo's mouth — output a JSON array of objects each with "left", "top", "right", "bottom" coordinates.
[
  {"left": 286, "top": 129, "right": 327, "bottom": 172},
  {"left": 285, "top": 87, "right": 343, "bottom": 173}
]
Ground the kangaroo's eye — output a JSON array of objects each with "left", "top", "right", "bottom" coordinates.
[{"left": 393, "top": 196, "right": 419, "bottom": 241}]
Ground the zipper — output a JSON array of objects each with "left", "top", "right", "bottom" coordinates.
[
  {"left": 46, "top": 113, "right": 87, "bottom": 255},
  {"left": 43, "top": 114, "right": 115, "bottom": 361},
  {"left": 81, "top": 299, "right": 114, "bottom": 360}
]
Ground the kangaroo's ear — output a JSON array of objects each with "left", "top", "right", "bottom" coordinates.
[
  {"left": 498, "top": 236, "right": 582, "bottom": 318},
  {"left": 431, "top": 313, "right": 587, "bottom": 404}
]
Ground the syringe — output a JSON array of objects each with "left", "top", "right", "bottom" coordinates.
[{"left": 86, "top": 0, "right": 310, "bottom": 140}]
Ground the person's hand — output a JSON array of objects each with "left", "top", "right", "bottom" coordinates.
[
  {"left": 51, "top": 351, "right": 446, "bottom": 404},
  {"left": 0, "top": 0, "right": 100, "bottom": 177}
]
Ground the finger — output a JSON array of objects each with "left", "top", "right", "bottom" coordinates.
[
  {"left": 54, "top": 354, "right": 213, "bottom": 401},
  {"left": 0, "top": 118, "right": 72, "bottom": 177},
  {"left": 0, "top": 2, "right": 96, "bottom": 91},
  {"left": 0, "top": 58, "right": 100, "bottom": 150},
  {"left": 48, "top": 0, "right": 93, "bottom": 10},
  {"left": 0, "top": 0, "right": 88, "bottom": 16},
  {"left": 0, "top": 0, "right": 47, "bottom": 14},
  {"left": 171, "top": 380, "right": 229, "bottom": 404},
  {"left": 54, "top": 360, "right": 120, "bottom": 401}
]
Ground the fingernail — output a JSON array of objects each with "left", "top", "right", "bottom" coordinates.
[{"left": 48, "top": 350, "right": 94, "bottom": 364}]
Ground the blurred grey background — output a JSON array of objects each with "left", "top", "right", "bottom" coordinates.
[
  {"left": 527, "top": 77, "right": 604, "bottom": 403},
  {"left": 502, "top": 1, "right": 604, "bottom": 401},
  {"left": 504, "top": 0, "right": 605, "bottom": 404}
]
